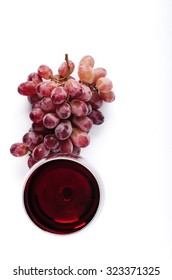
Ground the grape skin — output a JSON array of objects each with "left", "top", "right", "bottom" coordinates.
[
  {"left": 51, "top": 86, "right": 67, "bottom": 104},
  {"left": 22, "top": 132, "right": 43, "bottom": 148},
  {"left": 87, "top": 103, "right": 92, "bottom": 115},
  {"left": 27, "top": 155, "right": 37, "bottom": 168},
  {"left": 43, "top": 113, "right": 60, "bottom": 129},
  {"left": 31, "top": 122, "right": 50, "bottom": 135},
  {"left": 55, "top": 120, "right": 73, "bottom": 140},
  {"left": 27, "top": 94, "right": 41, "bottom": 105},
  {"left": 96, "top": 77, "right": 113, "bottom": 93},
  {"left": 37, "top": 81, "right": 57, "bottom": 98},
  {"left": 56, "top": 102, "right": 71, "bottom": 119},
  {"left": 59, "top": 138, "right": 73, "bottom": 154},
  {"left": 89, "top": 86, "right": 103, "bottom": 109},
  {"left": 99, "top": 90, "right": 116, "bottom": 102},
  {"left": 40, "top": 97, "right": 56, "bottom": 112},
  {"left": 93, "top": 67, "right": 107, "bottom": 84},
  {"left": 32, "top": 101, "right": 41, "bottom": 109},
  {"left": 65, "top": 79, "right": 82, "bottom": 98},
  {"left": 10, "top": 143, "right": 28, "bottom": 157},
  {"left": 88, "top": 109, "right": 104, "bottom": 125},
  {"left": 32, "top": 143, "right": 50, "bottom": 161},
  {"left": 78, "top": 65, "right": 95, "bottom": 84},
  {"left": 72, "top": 116, "right": 93, "bottom": 132},
  {"left": 70, "top": 99, "right": 89, "bottom": 117},
  {"left": 44, "top": 134, "right": 60, "bottom": 150},
  {"left": 29, "top": 107, "right": 45, "bottom": 123},
  {"left": 58, "top": 60, "right": 75, "bottom": 77},
  {"left": 71, "top": 128, "right": 90, "bottom": 148},
  {"left": 79, "top": 84, "right": 92, "bottom": 102},
  {"left": 18, "top": 81, "right": 37, "bottom": 96},
  {"left": 72, "top": 144, "right": 81, "bottom": 155},
  {"left": 38, "top": 65, "right": 53, "bottom": 79},
  {"left": 79, "top": 55, "right": 95, "bottom": 68},
  {"left": 27, "top": 72, "right": 43, "bottom": 84}
]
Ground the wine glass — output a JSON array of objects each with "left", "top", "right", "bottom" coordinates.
[{"left": 23, "top": 154, "right": 102, "bottom": 234}]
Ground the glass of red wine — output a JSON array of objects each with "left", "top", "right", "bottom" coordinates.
[{"left": 23, "top": 154, "right": 101, "bottom": 234}]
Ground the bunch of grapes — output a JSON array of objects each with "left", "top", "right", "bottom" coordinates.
[{"left": 10, "top": 54, "right": 115, "bottom": 168}]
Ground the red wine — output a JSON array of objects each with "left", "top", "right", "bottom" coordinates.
[{"left": 24, "top": 157, "right": 100, "bottom": 234}]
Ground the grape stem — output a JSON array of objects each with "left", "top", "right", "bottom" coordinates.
[
  {"left": 65, "top": 53, "right": 70, "bottom": 80},
  {"left": 49, "top": 54, "right": 70, "bottom": 84}
]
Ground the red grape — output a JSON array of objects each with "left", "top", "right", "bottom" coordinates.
[
  {"left": 96, "top": 77, "right": 113, "bottom": 93},
  {"left": 72, "top": 144, "right": 81, "bottom": 155},
  {"left": 40, "top": 97, "right": 56, "bottom": 112},
  {"left": 43, "top": 113, "right": 60, "bottom": 129},
  {"left": 37, "top": 81, "right": 57, "bottom": 98},
  {"left": 79, "top": 84, "right": 92, "bottom": 102},
  {"left": 78, "top": 65, "right": 95, "bottom": 84},
  {"left": 31, "top": 122, "right": 50, "bottom": 135},
  {"left": 65, "top": 79, "right": 82, "bottom": 98},
  {"left": 27, "top": 72, "right": 43, "bottom": 84},
  {"left": 56, "top": 102, "right": 71, "bottom": 119},
  {"left": 27, "top": 155, "right": 37, "bottom": 168},
  {"left": 55, "top": 120, "right": 73, "bottom": 140},
  {"left": 18, "top": 81, "right": 37, "bottom": 96},
  {"left": 71, "top": 128, "right": 90, "bottom": 148},
  {"left": 51, "top": 86, "right": 67, "bottom": 104},
  {"left": 58, "top": 60, "right": 75, "bottom": 77},
  {"left": 22, "top": 132, "right": 43, "bottom": 148},
  {"left": 32, "top": 143, "right": 50, "bottom": 161},
  {"left": 10, "top": 143, "right": 28, "bottom": 157},
  {"left": 27, "top": 94, "right": 41, "bottom": 105},
  {"left": 72, "top": 116, "right": 93, "bottom": 132},
  {"left": 44, "top": 134, "right": 60, "bottom": 150},
  {"left": 38, "top": 65, "right": 53, "bottom": 79},
  {"left": 32, "top": 101, "right": 41, "bottom": 109},
  {"left": 88, "top": 109, "right": 104, "bottom": 125},
  {"left": 79, "top": 55, "right": 95, "bottom": 68},
  {"left": 89, "top": 86, "right": 103, "bottom": 109},
  {"left": 59, "top": 138, "right": 73, "bottom": 154},
  {"left": 99, "top": 90, "right": 116, "bottom": 102},
  {"left": 93, "top": 67, "right": 107, "bottom": 84},
  {"left": 29, "top": 107, "right": 45, "bottom": 123},
  {"left": 70, "top": 99, "right": 89, "bottom": 116}
]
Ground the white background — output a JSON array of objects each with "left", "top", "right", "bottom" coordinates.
[{"left": 0, "top": 0, "right": 172, "bottom": 279}]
